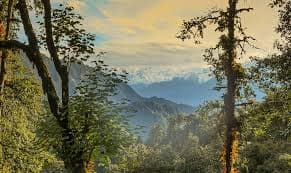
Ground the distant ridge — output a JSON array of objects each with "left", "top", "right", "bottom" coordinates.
[
  {"left": 131, "top": 74, "right": 219, "bottom": 106},
  {"left": 21, "top": 52, "right": 194, "bottom": 137}
]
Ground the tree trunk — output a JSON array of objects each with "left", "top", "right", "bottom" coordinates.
[
  {"left": 222, "top": 0, "right": 239, "bottom": 173},
  {"left": 40, "top": 2, "right": 80, "bottom": 171},
  {"left": 66, "top": 160, "right": 93, "bottom": 173},
  {"left": 0, "top": 0, "right": 13, "bottom": 116},
  {"left": 16, "top": 1, "right": 86, "bottom": 172},
  {"left": 17, "top": 0, "right": 60, "bottom": 116},
  {"left": 67, "top": 164, "right": 87, "bottom": 173},
  {"left": 0, "top": 50, "right": 7, "bottom": 93}
]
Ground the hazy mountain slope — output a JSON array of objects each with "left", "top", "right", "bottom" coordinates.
[
  {"left": 131, "top": 72, "right": 266, "bottom": 107},
  {"left": 21, "top": 53, "right": 193, "bottom": 136},
  {"left": 109, "top": 83, "right": 193, "bottom": 136},
  {"left": 132, "top": 75, "right": 220, "bottom": 106},
  {"left": 127, "top": 95, "right": 193, "bottom": 134}
]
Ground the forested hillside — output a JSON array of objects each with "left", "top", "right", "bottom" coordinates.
[
  {"left": 0, "top": 0, "right": 290, "bottom": 173},
  {"left": 23, "top": 54, "right": 194, "bottom": 137}
]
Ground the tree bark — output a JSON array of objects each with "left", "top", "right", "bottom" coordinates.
[
  {"left": 222, "top": 0, "right": 239, "bottom": 173},
  {"left": 41, "top": 0, "right": 64, "bottom": 76},
  {"left": 16, "top": 0, "right": 60, "bottom": 116},
  {"left": 66, "top": 161, "right": 92, "bottom": 173},
  {"left": 0, "top": 0, "right": 13, "bottom": 97}
]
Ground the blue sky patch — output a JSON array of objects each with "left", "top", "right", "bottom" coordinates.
[{"left": 94, "top": 33, "right": 109, "bottom": 46}]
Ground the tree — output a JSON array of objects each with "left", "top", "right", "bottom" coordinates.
[
  {"left": 239, "top": 1, "right": 291, "bottom": 172},
  {"left": 114, "top": 101, "right": 223, "bottom": 173},
  {"left": 39, "top": 59, "right": 132, "bottom": 172},
  {"left": 110, "top": 143, "right": 155, "bottom": 173},
  {"left": 251, "top": 0, "right": 290, "bottom": 90},
  {"left": 177, "top": 1, "right": 255, "bottom": 172},
  {"left": 239, "top": 92, "right": 291, "bottom": 173},
  {"left": 146, "top": 123, "right": 166, "bottom": 146},
  {"left": 0, "top": 1, "right": 120, "bottom": 172},
  {"left": 0, "top": 0, "right": 14, "bottom": 117}
]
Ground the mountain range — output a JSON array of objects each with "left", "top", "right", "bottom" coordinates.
[
  {"left": 21, "top": 52, "right": 265, "bottom": 139},
  {"left": 21, "top": 53, "right": 194, "bottom": 136},
  {"left": 131, "top": 74, "right": 220, "bottom": 106}
]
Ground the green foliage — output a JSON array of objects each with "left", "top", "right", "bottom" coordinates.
[
  {"left": 111, "top": 101, "right": 223, "bottom": 173},
  {"left": 240, "top": 2, "right": 291, "bottom": 171},
  {"left": 177, "top": 4, "right": 255, "bottom": 98},
  {"left": 0, "top": 1, "right": 289, "bottom": 172},
  {"left": 239, "top": 141, "right": 290, "bottom": 173},
  {"left": 37, "top": 3, "right": 95, "bottom": 65},
  {"left": 251, "top": 0, "right": 290, "bottom": 91},
  {"left": 239, "top": 89, "right": 291, "bottom": 172},
  {"left": 109, "top": 143, "right": 154, "bottom": 172},
  {"left": 0, "top": 52, "right": 51, "bottom": 172},
  {"left": 39, "top": 59, "right": 133, "bottom": 169}
]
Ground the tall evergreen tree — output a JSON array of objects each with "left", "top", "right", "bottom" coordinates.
[{"left": 178, "top": 1, "right": 255, "bottom": 172}]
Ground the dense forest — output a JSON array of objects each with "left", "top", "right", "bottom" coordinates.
[{"left": 0, "top": 0, "right": 290, "bottom": 173}]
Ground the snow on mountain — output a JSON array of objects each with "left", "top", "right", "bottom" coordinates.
[
  {"left": 131, "top": 71, "right": 220, "bottom": 106},
  {"left": 124, "top": 65, "right": 212, "bottom": 85}
]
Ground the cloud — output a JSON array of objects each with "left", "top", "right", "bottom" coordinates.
[
  {"left": 67, "top": 0, "right": 86, "bottom": 10},
  {"left": 120, "top": 64, "right": 211, "bottom": 84},
  {"left": 98, "top": 42, "right": 207, "bottom": 67},
  {"left": 57, "top": 0, "right": 280, "bottom": 83}
]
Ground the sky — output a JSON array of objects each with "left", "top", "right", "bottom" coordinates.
[{"left": 56, "top": 0, "right": 279, "bottom": 84}]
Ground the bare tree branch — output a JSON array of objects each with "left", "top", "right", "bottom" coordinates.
[
  {"left": 236, "top": 8, "right": 254, "bottom": 14},
  {"left": 177, "top": 9, "right": 225, "bottom": 42},
  {"left": 0, "top": 40, "right": 29, "bottom": 51}
]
